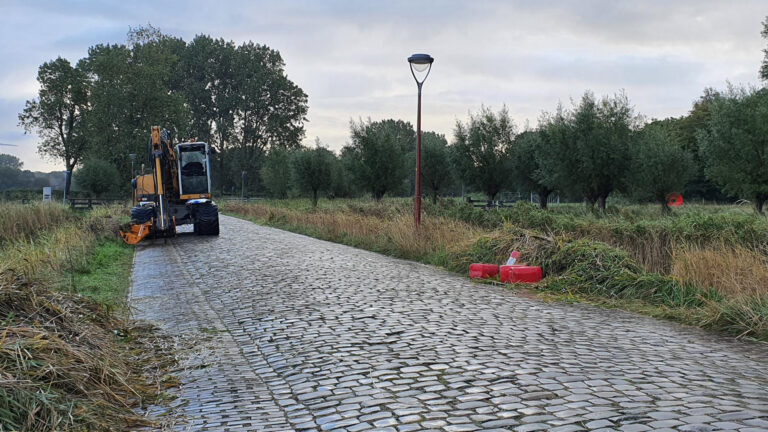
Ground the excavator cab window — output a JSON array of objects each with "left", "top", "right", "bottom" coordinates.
[{"left": 179, "top": 144, "right": 209, "bottom": 195}]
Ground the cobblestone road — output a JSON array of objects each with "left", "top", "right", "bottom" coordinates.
[{"left": 130, "top": 215, "right": 768, "bottom": 432}]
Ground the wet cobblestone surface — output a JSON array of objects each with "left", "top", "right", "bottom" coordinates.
[{"left": 130, "top": 215, "right": 768, "bottom": 431}]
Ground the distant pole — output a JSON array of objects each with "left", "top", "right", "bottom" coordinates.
[
  {"left": 407, "top": 53, "right": 434, "bottom": 228},
  {"left": 241, "top": 171, "right": 246, "bottom": 201},
  {"left": 129, "top": 153, "right": 137, "bottom": 179},
  {"left": 63, "top": 170, "right": 70, "bottom": 204}
]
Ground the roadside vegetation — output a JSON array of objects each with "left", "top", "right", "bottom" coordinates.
[
  {"left": 0, "top": 203, "right": 173, "bottom": 430},
  {"left": 224, "top": 198, "right": 768, "bottom": 341}
]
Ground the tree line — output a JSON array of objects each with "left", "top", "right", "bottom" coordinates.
[
  {"left": 16, "top": 20, "right": 768, "bottom": 212},
  {"left": 18, "top": 25, "right": 308, "bottom": 196},
  {"left": 259, "top": 83, "right": 768, "bottom": 214}
]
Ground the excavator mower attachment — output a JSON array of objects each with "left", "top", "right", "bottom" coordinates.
[{"left": 120, "top": 221, "right": 153, "bottom": 245}]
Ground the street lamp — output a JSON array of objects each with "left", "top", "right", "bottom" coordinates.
[{"left": 407, "top": 53, "right": 434, "bottom": 228}]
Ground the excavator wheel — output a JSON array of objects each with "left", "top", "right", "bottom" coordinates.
[
  {"left": 131, "top": 206, "right": 155, "bottom": 224},
  {"left": 194, "top": 204, "right": 219, "bottom": 236}
]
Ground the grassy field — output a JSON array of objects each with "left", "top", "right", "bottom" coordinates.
[
  {"left": 223, "top": 198, "right": 768, "bottom": 341},
  {"left": 0, "top": 203, "right": 172, "bottom": 430}
]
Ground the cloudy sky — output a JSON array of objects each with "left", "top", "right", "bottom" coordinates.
[{"left": 1, "top": 0, "right": 766, "bottom": 171}]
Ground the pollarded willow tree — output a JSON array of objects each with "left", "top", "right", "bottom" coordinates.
[
  {"left": 451, "top": 106, "right": 516, "bottom": 201},
  {"left": 343, "top": 119, "right": 415, "bottom": 201},
  {"left": 698, "top": 86, "right": 768, "bottom": 213},
  {"left": 538, "top": 91, "right": 639, "bottom": 212},
  {"left": 630, "top": 121, "right": 696, "bottom": 213},
  {"left": 420, "top": 131, "right": 454, "bottom": 204},
  {"left": 507, "top": 129, "right": 554, "bottom": 209},
  {"left": 292, "top": 140, "right": 337, "bottom": 207}
]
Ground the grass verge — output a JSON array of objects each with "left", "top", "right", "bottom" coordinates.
[
  {"left": 223, "top": 199, "right": 768, "bottom": 342},
  {"left": 0, "top": 203, "right": 176, "bottom": 430}
]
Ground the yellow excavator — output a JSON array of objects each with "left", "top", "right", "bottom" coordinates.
[{"left": 120, "top": 126, "right": 219, "bottom": 244}]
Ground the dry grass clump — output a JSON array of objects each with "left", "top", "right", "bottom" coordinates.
[
  {"left": 672, "top": 243, "right": 768, "bottom": 298},
  {"left": 0, "top": 203, "right": 75, "bottom": 245},
  {"left": 0, "top": 281, "right": 159, "bottom": 431}
]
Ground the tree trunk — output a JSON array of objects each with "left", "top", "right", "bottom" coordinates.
[
  {"left": 597, "top": 195, "right": 607, "bottom": 213},
  {"left": 537, "top": 191, "right": 550, "bottom": 210},
  {"left": 312, "top": 189, "right": 318, "bottom": 208},
  {"left": 431, "top": 191, "right": 438, "bottom": 205},
  {"left": 756, "top": 195, "right": 766, "bottom": 214},
  {"left": 661, "top": 199, "right": 671, "bottom": 214},
  {"left": 64, "top": 160, "right": 74, "bottom": 199}
]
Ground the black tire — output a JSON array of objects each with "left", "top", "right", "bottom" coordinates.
[
  {"left": 194, "top": 204, "right": 219, "bottom": 236},
  {"left": 131, "top": 206, "right": 154, "bottom": 224}
]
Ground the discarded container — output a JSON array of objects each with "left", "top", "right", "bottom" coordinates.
[
  {"left": 469, "top": 263, "right": 499, "bottom": 279},
  {"left": 500, "top": 265, "right": 542, "bottom": 283}
]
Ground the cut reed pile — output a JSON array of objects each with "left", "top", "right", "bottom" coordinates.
[
  {"left": 0, "top": 203, "right": 176, "bottom": 430},
  {"left": 0, "top": 280, "right": 161, "bottom": 431}
]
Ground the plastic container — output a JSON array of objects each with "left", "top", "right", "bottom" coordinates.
[
  {"left": 500, "top": 265, "right": 542, "bottom": 283},
  {"left": 469, "top": 263, "right": 499, "bottom": 279}
]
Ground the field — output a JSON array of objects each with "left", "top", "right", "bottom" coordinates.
[
  {"left": 223, "top": 198, "right": 768, "bottom": 341},
  {"left": 0, "top": 203, "right": 173, "bottom": 430}
]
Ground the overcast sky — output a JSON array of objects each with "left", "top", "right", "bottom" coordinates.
[{"left": 1, "top": 0, "right": 766, "bottom": 171}]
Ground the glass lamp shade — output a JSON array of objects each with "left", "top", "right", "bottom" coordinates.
[{"left": 408, "top": 53, "right": 434, "bottom": 84}]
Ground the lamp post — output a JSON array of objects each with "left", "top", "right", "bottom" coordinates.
[{"left": 407, "top": 53, "right": 434, "bottom": 228}]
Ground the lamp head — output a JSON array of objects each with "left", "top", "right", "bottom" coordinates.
[{"left": 408, "top": 53, "right": 434, "bottom": 84}]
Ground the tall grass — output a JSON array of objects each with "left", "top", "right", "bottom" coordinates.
[
  {"left": 0, "top": 205, "right": 122, "bottom": 287},
  {"left": 0, "top": 203, "right": 75, "bottom": 244},
  {"left": 225, "top": 201, "right": 481, "bottom": 265}
]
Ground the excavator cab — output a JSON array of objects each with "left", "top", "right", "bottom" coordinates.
[
  {"left": 178, "top": 143, "right": 212, "bottom": 197},
  {"left": 121, "top": 127, "right": 220, "bottom": 245}
]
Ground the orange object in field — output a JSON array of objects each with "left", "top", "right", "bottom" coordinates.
[
  {"left": 667, "top": 192, "right": 684, "bottom": 207},
  {"left": 469, "top": 263, "right": 499, "bottom": 279},
  {"left": 500, "top": 265, "right": 542, "bottom": 283},
  {"left": 120, "top": 221, "right": 153, "bottom": 245}
]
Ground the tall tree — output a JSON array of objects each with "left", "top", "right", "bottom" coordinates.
[
  {"left": 18, "top": 57, "right": 89, "bottom": 195},
  {"left": 260, "top": 147, "right": 294, "bottom": 198},
  {"left": 80, "top": 25, "right": 188, "bottom": 182},
  {"left": 292, "top": 140, "right": 335, "bottom": 207},
  {"left": 343, "top": 119, "right": 414, "bottom": 200},
  {"left": 698, "top": 86, "right": 768, "bottom": 213},
  {"left": 451, "top": 106, "right": 515, "bottom": 201},
  {"left": 674, "top": 89, "right": 726, "bottom": 200},
  {"left": 181, "top": 35, "right": 238, "bottom": 194},
  {"left": 630, "top": 122, "right": 695, "bottom": 212},
  {"left": 508, "top": 130, "right": 554, "bottom": 209},
  {"left": 74, "top": 159, "right": 121, "bottom": 197},
  {"left": 761, "top": 16, "right": 768, "bottom": 81},
  {"left": 0, "top": 154, "right": 23, "bottom": 169},
  {"left": 420, "top": 132, "right": 453, "bottom": 204}
]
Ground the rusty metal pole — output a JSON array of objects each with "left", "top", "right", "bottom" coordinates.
[
  {"left": 415, "top": 82, "right": 423, "bottom": 228},
  {"left": 407, "top": 53, "right": 433, "bottom": 228}
]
